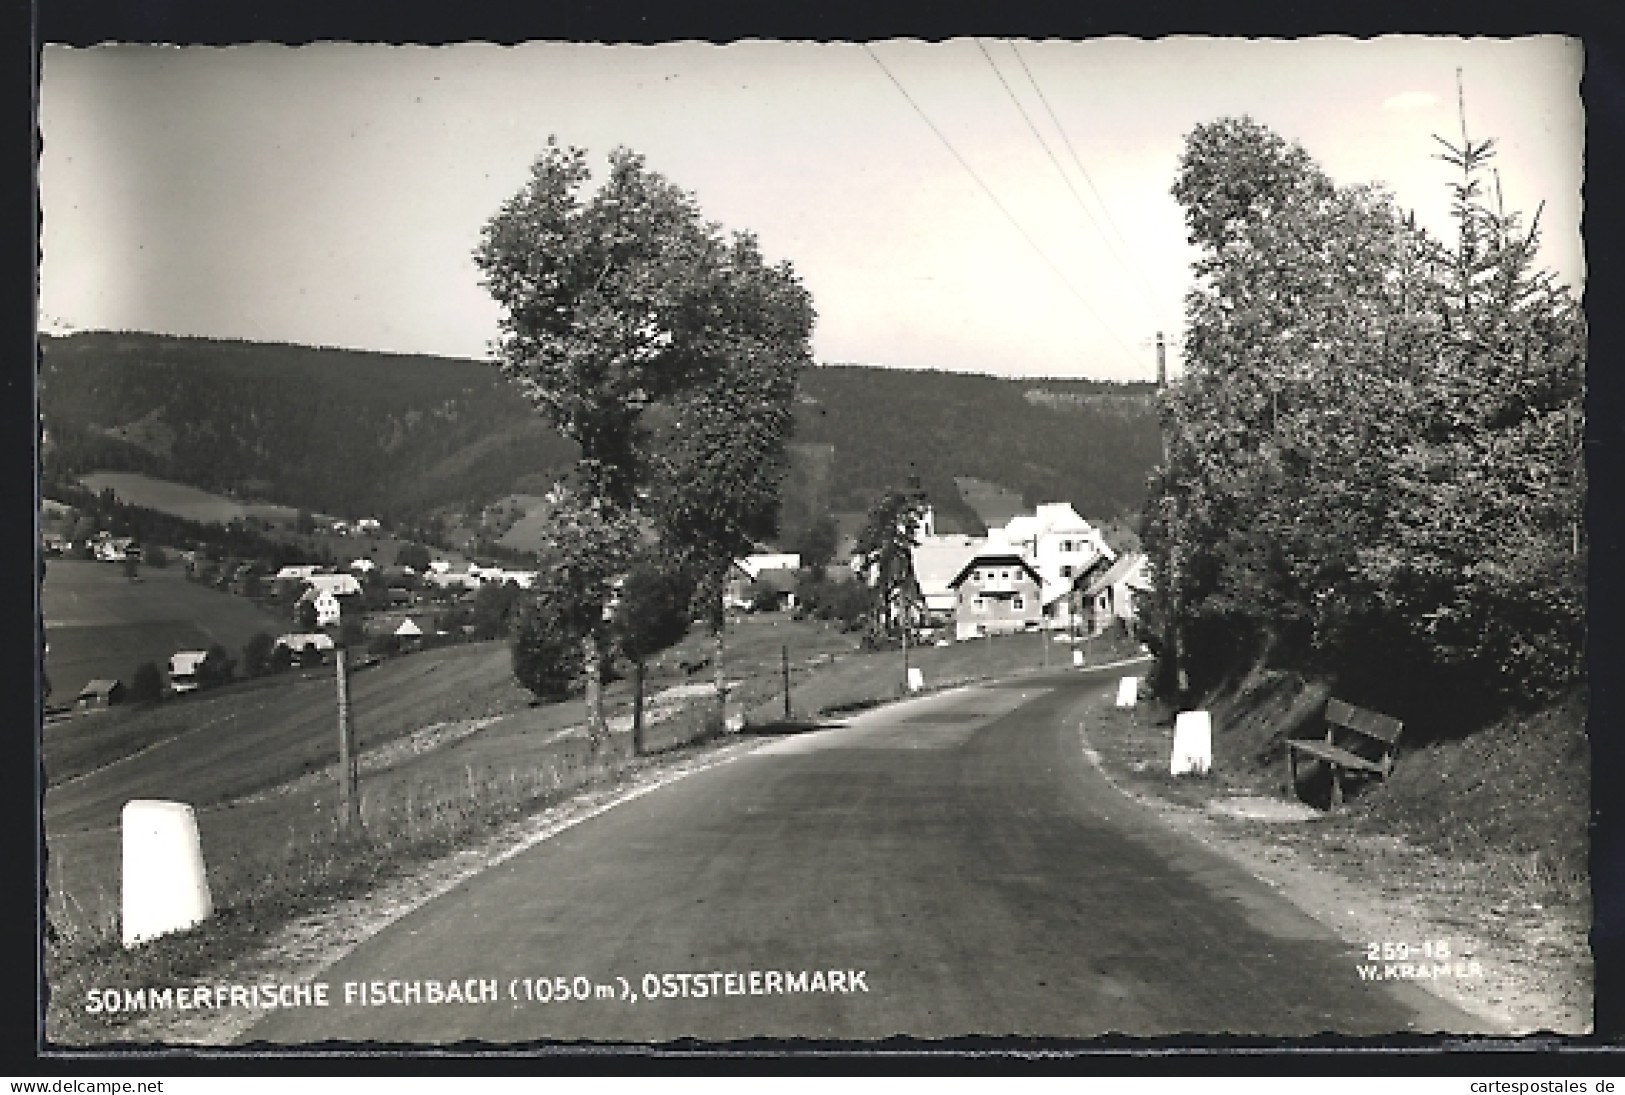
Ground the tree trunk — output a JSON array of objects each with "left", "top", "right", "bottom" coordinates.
[
  {"left": 632, "top": 660, "right": 646, "bottom": 756},
  {"left": 583, "top": 630, "right": 607, "bottom": 757}
]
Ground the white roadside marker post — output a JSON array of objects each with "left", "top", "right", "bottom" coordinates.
[
  {"left": 1115, "top": 675, "right": 1140, "bottom": 708},
  {"left": 121, "top": 799, "right": 212, "bottom": 948},
  {"left": 1170, "top": 710, "right": 1213, "bottom": 777}
]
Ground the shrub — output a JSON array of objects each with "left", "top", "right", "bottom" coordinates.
[{"left": 129, "top": 662, "right": 163, "bottom": 704}]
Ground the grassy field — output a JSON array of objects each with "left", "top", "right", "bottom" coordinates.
[
  {"left": 43, "top": 558, "right": 291, "bottom": 702},
  {"left": 79, "top": 471, "right": 301, "bottom": 528}
]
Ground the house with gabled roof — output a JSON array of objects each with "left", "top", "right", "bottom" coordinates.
[
  {"left": 1001, "top": 502, "right": 1115, "bottom": 630},
  {"left": 76, "top": 678, "right": 125, "bottom": 710},
  {"left": 948, "top": 534, "right": 1044, "bottom": 640},
  {"left": 1076, "top": 551, "right": 1151, "bottom": 636},
  {"left": 910, "top": 535, "right": 982, "bottom": 624}
]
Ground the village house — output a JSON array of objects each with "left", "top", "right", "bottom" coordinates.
[
  {"left": 948, "top": 535, "right": 1044, "bottom": 640},
  {"left": 909, "top": 534, "right": 982, "bottom": 626},
  {"left": 1075, "top": 552, "right": 1152, "bottom": 636},
  {"left": 1001, "top": 503, "right": 1115, "bottom": 631},
  {"left": 168, "top": 650, "right": 209, "bottom": 694},
  {"left": 275, "top": 632, "right": 336, "bottom": 665},
  {"left": 393, "top": 616, "right": 425, "bottom": 652},
  {"left": 75, "top": 678, "right": 125, "bottom": 710},
  {"left": 297, "top": 587, "right": 343, "bottom": 628},
  {"left": 724, "top": 551, "right": 801, "bottom": 611},
  {"left": 305, "top": 572, "right": 363, "bottom": 599}
]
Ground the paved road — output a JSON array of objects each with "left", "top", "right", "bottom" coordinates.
[{"left": 244, "top": 665, "right": 1478, "bottom": 1044}]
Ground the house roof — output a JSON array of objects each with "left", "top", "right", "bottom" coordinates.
[
  {"left": 394, "top": 617, "right": 423, "bottom": 637},
  {"left": 78, "top": 679, "right": 122, "bottom": 697},
  {"left": 947, "top": 551, "right": 1043, "bottom": 589},
  {"left": 276, "top": 632, "right": 336, "bottom": 650},
  {"left": 1078, "top": 552, "right": 1148, "bottom": 598},
  {"left": 910, "top": 536, "right": 982, "bottom": 596},
  {"left": 169, "top": 650, "right": 209, "bottom": 673},
  {"left": 751, "top": 568, "right": 799, "bottom": 594},
  {"left": 738, "top": 553, "right": 801, "bottom": 580}
]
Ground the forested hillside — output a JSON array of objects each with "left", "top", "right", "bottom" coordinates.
[
  {"left": 40, "top": 332, "right": 1162, "bottom": 530},
  {"left": 40, "top": 332, "right": 576, "bottom": 522},
  {"left": 797, "top": 366, "right": 1160, "bottom": 523}
]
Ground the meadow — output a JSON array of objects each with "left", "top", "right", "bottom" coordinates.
[
  {"left": 79, "top": 471, "right": 300, "bottom": 528},
  {"left": 43, "top": 558, "right": 289, "bottom": 702}
]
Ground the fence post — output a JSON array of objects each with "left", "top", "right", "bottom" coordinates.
[
  {"left": 336, "top": 648, "right": 360, "bottom": 833},
  {"left": 782, "top": 644, "right": 791, "bottom": 721}
]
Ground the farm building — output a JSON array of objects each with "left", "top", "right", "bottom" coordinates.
[
  {"left": 394, "top": 617, "right": 424, "bottom": 651},
  {"left": 275, "top": 632, "right": 336, "bottom": 665},
  {"left": 168, "top": 650, "right": 209, "bottom": 694},
  {"left": 305, "top": 573, "right": 363, "bottom": 598},
  {"left": 76, "top": 678, "right": 125, "bottom": 710}
]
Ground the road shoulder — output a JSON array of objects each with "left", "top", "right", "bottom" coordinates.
[{"left": 1072, "top": 686, "right": 1590, "bottom": 1036}]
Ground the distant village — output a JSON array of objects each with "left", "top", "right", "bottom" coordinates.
[
  {"left": 733, "top": 501, "right": 1149, "bottom": 645},
  {"left": 46, "top": 495, "right": 1148, "bottom": 713}
]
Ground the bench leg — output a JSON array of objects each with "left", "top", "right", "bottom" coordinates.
[
  {"left": 1329, "top": 767, "right": 1344, "bottom": 810},
  {"left": 1286, "top": 748, "right": 1298, "bottom": 799}
]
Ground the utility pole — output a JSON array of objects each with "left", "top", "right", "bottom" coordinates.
[
  {"left": 1158, "top": 331, "right": 1190, "bottom": 697},
  {"left": 335, "top": 647, "right": 360, "bottom": 834},
  {"left": 782, "top": 643, "right": 792, "bottom": 721}
]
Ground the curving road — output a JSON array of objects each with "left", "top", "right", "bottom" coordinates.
[{"left": 242, "top": 663, "right": 1480, "bottom": 1044}]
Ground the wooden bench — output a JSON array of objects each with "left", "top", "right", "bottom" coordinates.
[{"left": 1286, "top": 698, "right": 1404, "bottom": 809}]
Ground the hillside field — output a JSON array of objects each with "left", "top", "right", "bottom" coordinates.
[
  {"left": 42, "top": 558, "right": 290, "bottom": 701},
  {"left": 79, "top": 471, "right": 301, "bottom": 528}
]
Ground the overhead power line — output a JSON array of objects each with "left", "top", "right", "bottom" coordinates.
[
  {"left": 1004, "top": 39, "right": 1166, "bottom": 318},
  {"left": 862, "top": 43, "right": 1144, "bottom": 372},
  {"left": 973, "top": 38, "right": 1159, "bottom": 329}
]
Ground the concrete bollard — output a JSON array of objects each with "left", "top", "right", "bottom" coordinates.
[
  {"left": 1072, "top": 650, "right": 1084, "bottom": 667},
  {"left": 1170, "top": 710, "right": 1213, "bottom": 777},
  {"left": 1115, "top": 675, "right": 1139, "bottom": 708},
  {"left": 121, "top": 800, "right": 212, "bottom": 948},
  {"left": 906, "top": 667, "right": 924, "bottom": 693}
]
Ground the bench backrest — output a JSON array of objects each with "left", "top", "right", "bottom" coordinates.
[{"left": 1326, "top": 698, "right": 1404, "bottom": 747}]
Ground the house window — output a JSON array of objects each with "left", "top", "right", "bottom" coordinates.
[
  {"left": 1059, "top": 539, "right": 1072, "bottom": 552},
  {"left": 973, "top": 597, "right": 986, "bottom": 613},
  {"left": 1000, "top": 570, "right": 1010, "bottom": 581},
  {"left": 1060, "top": 565, "right": 1074, "bottom": 578},
  {"left": 1012, "top": 595, "right": 1024, "bottom": 611}
]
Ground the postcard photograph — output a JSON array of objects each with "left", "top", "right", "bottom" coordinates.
[{"left": 36, "top": 35, "right": 1590, "bottom": 1049}]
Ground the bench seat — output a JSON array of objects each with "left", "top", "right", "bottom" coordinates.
[
  {"left": 1284, "top": 739, "right": 1387, "bottom": 775},
  {"left": 1286, "top": 697, "right": 1404, "bottom": 809}
]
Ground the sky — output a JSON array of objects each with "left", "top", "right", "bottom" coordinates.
[{"left": 38, "top": 37, "right": 1583, "bottom": 382}]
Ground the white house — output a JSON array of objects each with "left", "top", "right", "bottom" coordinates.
[
  {"left": 355, "top": 518, "right": 382, "bottom": 535},
  {"left": 737, "top": 552, "right": 801, "bottom": 581},
  {"left": 1002, "top": 503, "right": 1115, "bottom": 630},
  {"left": 276, "top": 565, "right": 320, "bottom": 582},
  {"left": 305, "top": 572, "right": 363, "bottom": 598},
  {"left": 349, "top": 558, "right": 376, "bottom": 574},
  {"left": 168, "top": 650, "right": 209, "bottom": 694},
  {"left": 298, "top": 587, "right": 343, "bottom": 627}
]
